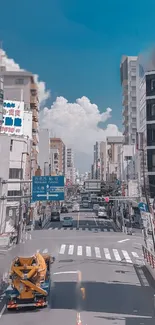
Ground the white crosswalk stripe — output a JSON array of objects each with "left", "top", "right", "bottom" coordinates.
[
  {"left": 104, "top": 248, "right": 111, "bottom": 260},
  {"left": 95, "top": 247, "right": 101, "bottom": 258},
  {"left": 113, "top": 249, "right": 121, "bottom": 261},
  {"left": 77, "top": 246, "right": 82, "bottom": 256},
  {"left": 86, "top": 246, "right": 91, "bottom": 257},
  {"left": 59, "top": 244, "right": 66, "bottom": 254},
  {"left": 122, "top": 250, "right": 132, "bottom": 263},
  {"left": 68, "top": 245, "right": 74, "bottom": 255}
]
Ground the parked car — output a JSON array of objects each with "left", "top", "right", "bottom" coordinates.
[
  {"left": 61, "top": 206, "right": 68, "bottom": 213},
  {"left": 51, "top": 209, "right": 60, "bottom": 222},
  {"left": 97, "top": 207, "right": 108, "bottom": 218},
  {"left": 62, "top": 216, "right": 73, "bottom": 227}
]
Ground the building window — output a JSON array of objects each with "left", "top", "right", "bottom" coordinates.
[
  {"left": 7, "top": 190, "right": 21, "bottom": 197},
  {"left": 10, "top": 139, "right": 13, "bottom": 151},
  {"left": 146, "top": 99, "right": 155, "bottom": 121},
  {"left": 151, "top": 79, "right": 155, "bottom": 91},
  {"left": 15, "top": 78, "right": 24, "bottom": 85},
  {"left": 9, "top": 168, "right": 23, "bottom": 179},
  {"left": 147, "top": 149, "right": 155, "bottom": 172},
  {"left": 146, "top": 74, "right": 155, "bottom": 96},
  {"left": 147, "top": 124, "right": 155, "bottom": 146}
]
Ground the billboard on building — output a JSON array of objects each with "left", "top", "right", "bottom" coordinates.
[{"left": 0, "top": 100, "right": 24, "bottom": 135}]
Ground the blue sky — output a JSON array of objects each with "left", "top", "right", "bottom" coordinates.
[{"left": 0, "top": 0, "right": 155, "bottom": 128}]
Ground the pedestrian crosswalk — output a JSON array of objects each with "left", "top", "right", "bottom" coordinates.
[
  {"left": 32, "top": 246, "right": 144, "bottom": 265},
  {"left": 58, "top": 244, "right": 144, "bottom": 265},
  {"left": 47, "top": 225, "right": 115, "bottom": 232}
]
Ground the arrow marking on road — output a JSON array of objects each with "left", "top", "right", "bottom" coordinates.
[
  {"left": 37, "top": 194, "right": 59, "bottom": 197},
  {"left": 118, "top": 239, "right": 130, "bottom": 243}
]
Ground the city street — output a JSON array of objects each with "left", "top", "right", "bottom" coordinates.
[{"left": 0, "top": 212, "right": 154, "bottom": 324}]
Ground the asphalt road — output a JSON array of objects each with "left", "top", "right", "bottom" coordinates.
[{"left": 0, "top": 211, "right": 154, "bottom": 324}]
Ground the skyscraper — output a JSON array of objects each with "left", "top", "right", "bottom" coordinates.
[{"left": 120, "top": 55, "right": 137, "bottom": 145}]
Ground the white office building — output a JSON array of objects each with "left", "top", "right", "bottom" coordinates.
[
  {"left": 67, "top": 148, "right": 76, "bottom": 184},
  {"left": 120, "top": 55, "right": 137, "bottom": 145},
  {"left": 0, "top": 100, "right": 33, "bottom": 231}
]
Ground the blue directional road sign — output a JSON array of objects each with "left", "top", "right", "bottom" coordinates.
[
  {"left": 32, "top": 176, "right": 65, "bottom": 202},
  {"left": 138, "top": 202, "right": 149, "bottom": 212}
]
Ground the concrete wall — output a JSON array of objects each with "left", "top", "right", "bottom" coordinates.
[
  {"left": 3, "top": 75, "right": 31, "bottom": 109},
  {"left": 0, "top": 134, "right": 10, "bottom": 232}
]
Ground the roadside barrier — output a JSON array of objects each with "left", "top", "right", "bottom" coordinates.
[{"left": 142, "top": 245, "right": 155, "bottom": 269}]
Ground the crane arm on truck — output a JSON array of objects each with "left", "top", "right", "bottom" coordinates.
[{"left": 6, "top": 252, "right": 55, "bottom": 310}]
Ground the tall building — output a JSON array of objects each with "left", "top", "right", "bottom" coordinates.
[
  {"left": 0, "top": 65, "right": 39, "bottom": 175},
  {"left": 100, "top": 141, "right": 107, "bottom": 181},
  {"left": 38, "top": 129, "right": 50, "bottom": 176},
  {"left": 93, "top": 142, "right": 100, "bottom": 179},
  {"left": 50, "top": 138, "right": 66, "bottom": 175},
  {"left": 136, "top": 62, "right": 155, "bottom": 198},
  {"left": 67, "top": 148, "right": 76, "bottom": 184},
  {"left": 120, "top": 55, "right": 137, "bottom": 145}
]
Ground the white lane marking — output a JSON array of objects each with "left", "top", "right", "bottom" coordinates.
[
  {"left": 77, "top": 213, "right": 80, "bottom": 228},
  {"left": 95, "top": 247, "right": 101, "bottom": 258},
  {"left": 77, "top": 246, "right": 82, "bottom": 256},
  {"left": 86, "top": 246, "right": 91, "bottom": 257},
  {"left": 54, "top": 271, "right": 78, "bottom": 275},
  {"left": 42, "top": 248, "right": 48, "bottom": 254},
  {"left": 103, "top": 248, "right": 111, "bottom": 260},
  {"left": 118, "top": 239, "right": 130, "bottom": 243},
  {"left": 93, "top": 216, "right": 98, "bottom": 227},
  {"left": 68, "top": 245, "right": 74, "bottom": 255},
  {"left": 59, "top": 244, "right": 66, "bottom": 254},
  {"left": 132, "top": 252, "right": 139, "bottom": 258},
  {"left": 29, "top": 234, "right": 32, "bottom": 240},
  {"left": 0, "top": 305, "right": 6, "bottom": 319},
  {"left": 113, "top": 249, "right": 121, "bottom": 261},
  {"left": 122, "top": 250, "right": 132, "bottom": 263}
]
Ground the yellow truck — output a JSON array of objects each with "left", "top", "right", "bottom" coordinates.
[{"left": 5, "top": 252, "right": 55, "bottom": 310}]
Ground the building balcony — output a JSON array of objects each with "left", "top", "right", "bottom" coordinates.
[
  {"left": 32, "top": 120, "right": 38, "bottom": 131},
  {"left": 122, "top": 98, "right": 128, "bottom": 106},
  {"left": 122, "top": 106, "right": 128, "bottom": 116},
  {"left": 122, "top": 117, "right": 128, "bottom": 125},
  {"left": 30, "top": 96, "right": 39, "bottom": 107},
  {"left": 122, "top": 79, "right": 128, "bottom": 87}
]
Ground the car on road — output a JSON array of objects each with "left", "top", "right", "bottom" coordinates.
[
  {"left": 97, "top": 207, "right": 108, "bottom": 218},
  {"left": 72, "top": 204, "right": 80, "bottom": 212},
  {"left": 62, "top": 216, "right": 73, "bottom": 227},
  {"left": 51, "top": 209, "right": 60, "bottom": 222},
  {"left": 61, "top": 206, "right": 68, "bottom": 213}
]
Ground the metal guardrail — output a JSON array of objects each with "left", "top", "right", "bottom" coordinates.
[{"left": 142, "top": 245, "right": 155, "bottom": 268}]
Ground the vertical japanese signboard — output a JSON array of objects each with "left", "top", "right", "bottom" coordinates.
[{"left": 0, "top": 100, "right": 24, "bottom": 135}]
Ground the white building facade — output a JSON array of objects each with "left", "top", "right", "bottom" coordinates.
[
  {"left": 120, "top": 55, "right": 137, "bottom": 145},
  {"left": 67, "top": 148, "right": 76, "bottom": 184}
]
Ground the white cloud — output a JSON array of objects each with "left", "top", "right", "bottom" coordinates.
[
  {"left": 40, "top": 96, "right": 122, "bottom": 155},
  {"left": 0, "top": 49, "right": 50, "bottom": 105}
]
